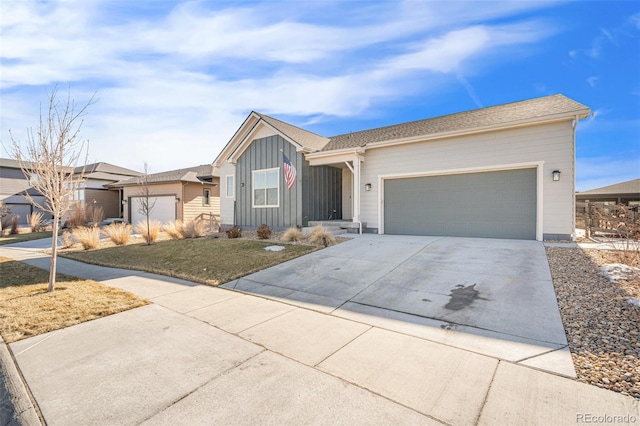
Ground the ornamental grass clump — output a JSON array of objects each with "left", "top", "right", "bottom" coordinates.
[
  {"left": 102, "top": 223, "right": 132, "bottom": 246},
  {"left": 163, "top": 220, "right": 184, "bottom": 239},
  {"left": 281, "top": 227, "right": 304, "bottom": 243},
  {"left": 134, "top": 220, "right": 161, "bottom": 244},
  {"left": 72, "top": 226, "right": 101, "bottom": 250},
  {"left": 28, "top": 211, "right": 46, "bottom": 232},
  {"left": 182, "top": 219, "right": 206, "bottom": 238},
  {"left": 308, "top": 225, "right": 336, "bottom": 247}
]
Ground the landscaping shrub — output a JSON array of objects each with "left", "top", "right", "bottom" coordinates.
[
  {"left": 163, "top": 220, "right": 184, "bottom": 239},
  {"left": 1, "top": 215, "right": 20, "bottom": 235},
  {"left": 257, "top": 224, "right": 272, "bottom": 239},
  {"left": 61, "top": 231, "right": 75, "bottom": 248},
  {"left": 102, "top": 222, "right": 132, "bottom": 246},
  {"left": 66, "top": 205, "right": 87, "bottom": 229},
  {"left": 281, "top": 227, "right": 304, "bottom": 243},
  {"left": 72, "top": 226, "right": 101, "bottom": 250},
  {"left": 28, "top": 212, "right": 45, "bottom": 232},
  {"left": 134, "top": 220, "right": 162, "bottom": 243},
  {"left": 308, "top": 225, "right": 336, "bottom": 247},
  {"left": 226, "top": 225, "right": 242, "bottom": 239},
  {"left": 183, "top": 219, "right": 206, "bottom": 238}
]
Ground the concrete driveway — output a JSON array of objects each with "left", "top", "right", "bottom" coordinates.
[{"left": 222, "top": 234, "right": 574, "bottom": 376}]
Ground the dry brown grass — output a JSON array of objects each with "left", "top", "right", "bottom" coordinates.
[
  {"left": 163, "top": 220, "right": 184, "bottom": 239},
  {"left": 102, "top": 222, "right": 132, "bottom": 245},
  {"left": 72, "top": 226, "right": 101, "bottom": 250},
  {"left": 281, "top": 227, "right": 304, "bottom": 243},
  {"left": 0, "top": 231, "right": 52, "bottom": 246},
  {"left": 62, "top": 238, "right": 317, "bottom": 286},
  {"left": 0, "top": 256, "right": 148, "bottom": 343},
  {"left": 308, "top": 225, "right": 337, "bottom": 247},
  {"left": 135, "top": 220, "right": 162, "bottom": 243}
]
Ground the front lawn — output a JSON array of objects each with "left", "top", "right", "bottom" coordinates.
[
  {"left": 0, "top": 231, "right": 52, "bottom": 245},
  {"left": 61, "top": 238, "right": 318, "bottom": 286},
  {"left": 0, "top": 257, "right": 148, "bottom": 343}
]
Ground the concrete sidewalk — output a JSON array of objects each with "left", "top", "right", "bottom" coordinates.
[{"left": 0, "top": 241, "right": 638, "bottom": 425}]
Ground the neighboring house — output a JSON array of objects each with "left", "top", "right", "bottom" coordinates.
[
  {"left": 71, "top": 163, "right": 142, "bottom": 219},
  {"left": 213, "top": 94, "right": 591, "bottom": 241},
  {"left": 576, "top": 179, "right": 640, "bottom": 206},
  {"left": 109, "top": 165, "right": 220, "bottom": 225},
  {"left": 0, "top": 158, "right": 55, "bottom": 223},
  {"left": 0, "top": 159, "right": 141, "bottom": 224}
]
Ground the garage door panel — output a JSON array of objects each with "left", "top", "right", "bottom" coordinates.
[
  {"left": 130, "top": 196, "right": 176, "bottom": 225},
  {"left": 384, "top": 169, "right": 536, "bottom": 240}
]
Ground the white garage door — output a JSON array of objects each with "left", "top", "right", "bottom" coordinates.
[{"left": 130, "top": 196, "right": 176, "bottom": 225}]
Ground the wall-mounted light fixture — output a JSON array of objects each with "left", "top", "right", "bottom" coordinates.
[
  {"left": 175, "top": 197, "right": 180, "bottom": 203},
  {"left": 240, "top": 182, "right": 245, "bottom": 187},
  {"left": 552, "top": 170, "right": 561, "bottom": 181},
  {"left": 365, "top": 183, "right": 372, "bottom": 191},
  {"left": 122, "top": 199, "right": 127, "bottom": 205}
]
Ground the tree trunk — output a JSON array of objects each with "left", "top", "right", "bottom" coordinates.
[{"left": 48, "top": 216, "right": 59, "bottom": 292}]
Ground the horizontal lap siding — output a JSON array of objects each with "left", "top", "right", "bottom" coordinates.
[
  {"left": 84, "top": 189, "right": 119, "bottom": 219},
  {"left": 183, "top": 182, "right": 220, "bottom": 223},
  {"left": 361, "top": 122, "right": 574, "bottom": 236}
]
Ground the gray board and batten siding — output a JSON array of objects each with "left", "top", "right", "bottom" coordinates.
[
  {"left": 234, "top": 135, "right": 342, "bottom": 229},
  {"left": 383, "top": 168, "right": 537, "bottom": 240}
]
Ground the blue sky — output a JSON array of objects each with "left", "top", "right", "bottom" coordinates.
[{"left": 1, "top": 0, "right": 638, "bottom": 192}]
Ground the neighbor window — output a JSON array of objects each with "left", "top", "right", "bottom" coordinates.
[
  {"left": 226, "top": 175, "right": 234, "bottom": 198},
  {"left": 203, "top": 189, "right": 211, "bottom": 206},
  {"left": 252, "top": 168, "right": 279, "bottom": 208}
]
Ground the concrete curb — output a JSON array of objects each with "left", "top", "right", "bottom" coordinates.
[{"left": 0, "top": 335, "right": 42, "bottom": 426}]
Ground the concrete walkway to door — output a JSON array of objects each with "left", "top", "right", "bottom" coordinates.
[{"left": 223, "top": 234, "right": 574, "bottom": 377}]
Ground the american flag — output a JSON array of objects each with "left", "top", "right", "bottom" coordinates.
[{"left": 283, "top": 153, "right": 297, "bottom": 190}]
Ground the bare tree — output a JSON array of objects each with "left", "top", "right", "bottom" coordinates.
[
  {"left": 136, "top": 162, "right": 156, "bottom": 245},
  {"left": 10, "top": 87, "right": 96, "bottom": 292}
]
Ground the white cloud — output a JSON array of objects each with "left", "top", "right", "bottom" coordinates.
[
  {"left": 0, "top": 0, "right": 562, "bottom": 172},
  {"left": 586, "top": 76, "right": 599, "bottom": 87}
]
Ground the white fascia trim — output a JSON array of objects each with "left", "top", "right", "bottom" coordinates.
[
  {"left": 366, "top": 111, "right": 590, "bottom": 151},
  {"left": 228, "top": 119, "right": 304, "bottom": 164},
  {"left": 305, "top": 148, "right": 366, "bottom": 166},
  {"left": 214, "top": 113, "right": 261, "bottom": 168},
  {"left": 377, "top": 161, "right": 545, "bottom": 241}
]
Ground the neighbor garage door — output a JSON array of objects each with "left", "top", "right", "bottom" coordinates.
[
  {"left": 383, "top": 168, "right": 537, "bottom": 240},
  {"left": 130, "top": 196, "right": 176, "bottom": 225}
]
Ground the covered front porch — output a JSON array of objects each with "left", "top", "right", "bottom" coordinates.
[{"left": 306, "top": 149, "right": 365, "bottom": 233}]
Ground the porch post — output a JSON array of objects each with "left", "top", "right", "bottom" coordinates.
[{"left": 353, "top": 155, "right": 361, "bottom": 224}]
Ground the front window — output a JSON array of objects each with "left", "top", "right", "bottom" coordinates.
[
  {"left": 203, "top": 189, "right": 211, "bottom": 206},
  {"left": 252, "top": 168, "right": 279, "bottom": 208},
  {"left": 226, "top": 175, "right": 234, "bottom": 198}
]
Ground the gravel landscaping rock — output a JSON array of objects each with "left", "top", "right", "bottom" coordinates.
[{"left": 546, "top": 247, "right": 640, "bottom": 399}]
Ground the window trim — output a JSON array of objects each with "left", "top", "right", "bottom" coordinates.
[
  {"left": 225, "top": 175, "right": 234, "bottom": 198},
  {"left": 252, "top": 167, "right": 280, "bottom": 208}
]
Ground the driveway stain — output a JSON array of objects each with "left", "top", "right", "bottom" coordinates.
[{"left": 445, "top": 284, "right": 483, "bottom": 310}]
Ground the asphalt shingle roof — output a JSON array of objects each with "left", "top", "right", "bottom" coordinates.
[
  {"left": 322, "top": 94, "right": 590, "bottom": 151},
  {"left": 255, "top": 112, "right": 330, "bottom": 152},
  {"left": 111, "top": 165, "right": 215, "bottom": 187},
  {"left": 578, "top": 179, "right": 640, "bottom": 196}
]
